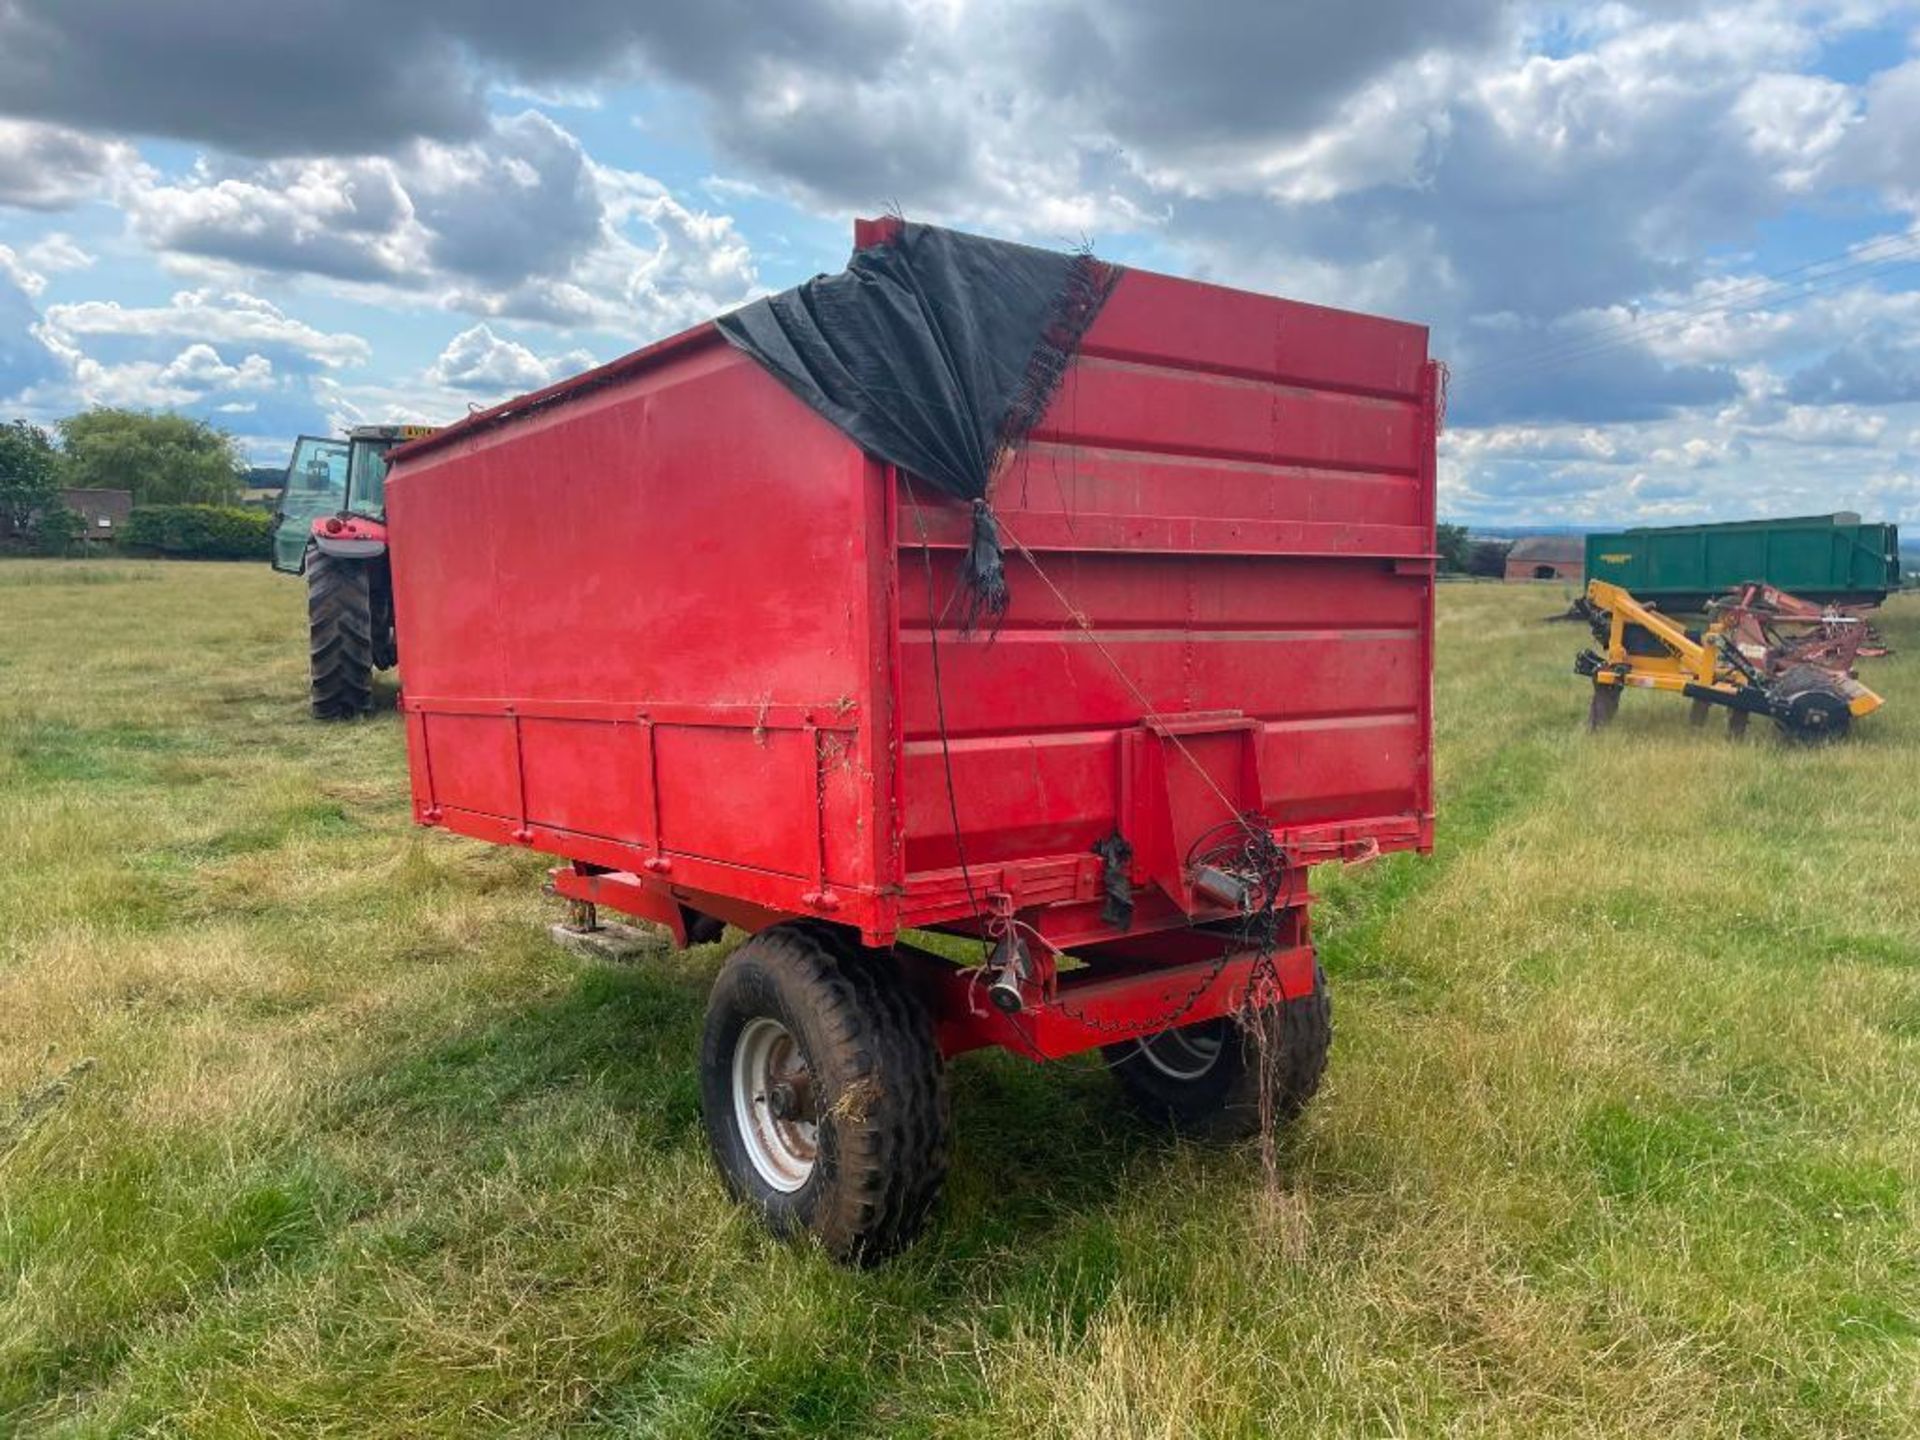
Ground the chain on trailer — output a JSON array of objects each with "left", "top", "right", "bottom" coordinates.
[{"left": 915, "top": 497, "right": 1310, "bottom": 1051}]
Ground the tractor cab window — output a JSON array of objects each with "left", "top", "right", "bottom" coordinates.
[
  {"left": 284, "top": 435, "right": 349, "bottom": 509},
  {"left": 345, "top": 441, "right": 391, "bottom": 518},
  {"left": 271, "top": 435, "right": 351, "bottom": 574}
]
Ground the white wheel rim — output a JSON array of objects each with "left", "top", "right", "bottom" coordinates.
[
  {"left": 1134, "top": 1022, "right": 1226, "bottom": 1081},
  {"left": 731, "top": 1017, "right": 818, "bottom": 1192}
]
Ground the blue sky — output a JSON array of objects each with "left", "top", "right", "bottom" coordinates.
[{"left": 1, "top": 1, "right": 1917, "bottom": 529}]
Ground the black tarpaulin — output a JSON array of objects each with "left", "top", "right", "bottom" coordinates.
[{"left": 715, "top": 221, "right": 1118, "bottom": 630}]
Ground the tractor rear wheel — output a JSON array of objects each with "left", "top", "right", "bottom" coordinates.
[
  {"left": 1772, "top": 666, "right": 1852, "bottom": 745},
  {"left": 1104, "top": 962, "right": 1331, "bottom": 1142},
  {"left": 307, "top": 551, "right": 374, "bottom": 719},
  {"left": 700, "top": 923, "right": 949, "bottom": 1264}
]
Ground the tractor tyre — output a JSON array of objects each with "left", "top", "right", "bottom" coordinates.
[
  {"left": 1104, "top": 962, "right": 1331, "bottom": 1142},
  {"left": 1772, "top": 666, "right": 1851, "bottom": 745},
  {"left": 307, "top": 551, "right": 374, "bottom": 719},
  {"left": 700, "top": 922, "right": 949, "bottom": 1265},
  {"left": 369, "top": 564, "right": 399, "bottom": 672},
  {"left": 1588, "top": 682, "right": 1621, "bottom": 731}
]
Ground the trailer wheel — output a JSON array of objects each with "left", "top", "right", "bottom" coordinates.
[
  {"left": 1104, "top": 963, "right": 1331, "bottom": 1142},
  {"left": 700, "top": 923, "right": 948, "bottom": 1264},
  {"left": 683, "top": 909, "right": 727, "bottom": 946},
  {"left": 1772, "top": 667, "right": 1851, "bottom": 745},
  {"left": 307, "top": 551, "right": 374, "bottom": 719}
]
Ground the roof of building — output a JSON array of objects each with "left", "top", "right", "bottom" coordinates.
[
  {"left": 58, "top": 487, "right": 133, "bottom": 515},
  {"left": 1506, "top": 535, "right": 1584, "bottom": 564}
]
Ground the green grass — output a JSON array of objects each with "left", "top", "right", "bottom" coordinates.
[{"left": 2, "top": 558, "right": 1916, "bottom": 1437}]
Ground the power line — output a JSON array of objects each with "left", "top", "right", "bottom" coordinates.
[
  {"left": 1462, "top": 244, "right": 1920, "bottom": 402},
  {"left": 1457, "top": 231, "right": 1920, "bottom": 385}
]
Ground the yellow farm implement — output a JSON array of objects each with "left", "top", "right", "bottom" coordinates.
[{"left": 1575, "top": 580, "right": 1882, "bottom": 743}]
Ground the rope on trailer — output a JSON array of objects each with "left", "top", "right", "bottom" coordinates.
[
  {"left": 901, "top": 475, "right": 1048, "bottom": 1061},
  {"left": 994, "top": 517, "right": 1258, "bottom": 833},
  {"left": 902, "top": 481, "right": 1301, "bottom": 1054}
]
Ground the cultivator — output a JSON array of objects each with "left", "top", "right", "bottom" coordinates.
[
  {"left": 1575, "top": 580, "right": 1883, "bottom": 742},
  {"left": 1709, "top": 581, "right": 1890, "bottom": 671}
]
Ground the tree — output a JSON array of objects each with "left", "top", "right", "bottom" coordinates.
[
  {"left": 57, "top": 407, "right": 245, "bottom": 505},
  {"left": 1436, "top": 522, "right": 1472, "bottom": 574},
  {"left": 34, "top": 503, "right": 85, "bottom": 556},
  {"left": 0, "top": 419, "right": 62, "bottom": 539},
  {"left": 1468, "top": 539, "right": 1512, "bottom": 578}
]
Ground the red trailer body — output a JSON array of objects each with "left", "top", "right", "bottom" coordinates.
[
  {"left": 389, "top": 223, "right": 1436, "bottom": 1054},
  {"left": 385, "top": 221, "right": 1436, "bottom": 1256}
]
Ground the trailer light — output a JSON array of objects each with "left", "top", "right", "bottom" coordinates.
[{"left": 985, "top": 932, "right": 1031, "bottom": 1014}]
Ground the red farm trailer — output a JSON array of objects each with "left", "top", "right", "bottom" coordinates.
[{"left": 386, "top": 219, "right": 1440, "bottom": 1262}]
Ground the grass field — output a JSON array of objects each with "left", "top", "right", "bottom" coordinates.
[{"left": 2, "top": 559, "right": 1917, "bottom": 1438}]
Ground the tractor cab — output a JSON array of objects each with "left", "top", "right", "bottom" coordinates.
[
  {"left": 270, "top": 424, "right": 431, "bottom": 574},
  {"left": 269, "top": 422, "right": 435, "bottom": 717}
]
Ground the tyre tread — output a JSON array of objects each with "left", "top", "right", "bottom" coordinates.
[
  {"left": 703, "top": 922, "right": 948, "bottom": 1263},
  {"left": 1105, "top": 962, "right": 1332, "bottom": 1142},
  {"left": 307, "top": 552, "right": 374, "bottom": 719}
]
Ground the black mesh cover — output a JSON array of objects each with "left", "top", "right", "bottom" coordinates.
[{"left": 716, "top": 222, "right": 1117, "bottom": 629}]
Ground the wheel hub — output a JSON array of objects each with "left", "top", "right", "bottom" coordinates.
[
  {"left": 1133, "top": 1020, "right": 1227, "bottom": 1081},
  {"left": 731, "top": 1018, "right": 819, "bottom": 1192}
]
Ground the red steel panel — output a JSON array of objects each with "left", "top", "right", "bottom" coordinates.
[
  {"left": 390, "top": 227, "right": 1436, "bottom": 973},
  {"left": 1034, "top": 357, "right": 1421, "bottom": 474},
  {"left": 1082, "top": 267, "right": 1429, "bottom": 400}
]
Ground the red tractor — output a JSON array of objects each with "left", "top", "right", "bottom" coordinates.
[{"left": 270, "top": 424, "right": 434, "bottom": 718}]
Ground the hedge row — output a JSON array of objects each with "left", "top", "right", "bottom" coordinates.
[{"left": 123, "top": 504, "right": 275, "bottom": 559}]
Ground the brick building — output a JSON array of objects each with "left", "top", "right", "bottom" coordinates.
[
  {"left": 59, "top": 488, "right": 134, "bottom": 545},
  {"left": 1503, "top": 535, "right": 1584, "bottom": 583}
]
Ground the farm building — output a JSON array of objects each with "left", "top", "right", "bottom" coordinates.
[
  {"left": 1505, "top": 535, "right": 1584, "bottom": 582},
  {"left": 58, "top": 488, "right": 133, "bottom": 545}
]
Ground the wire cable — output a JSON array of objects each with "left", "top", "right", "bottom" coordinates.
[{"left": 1457, "top": 231, "right": 1920, "bottom": 382}]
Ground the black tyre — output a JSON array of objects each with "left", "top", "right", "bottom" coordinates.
[
  {"left": 700, "top": 923, "right": 949, "bottom": 1264},
  {"left": 683, "top": 908, "right": 727, "bottom": 946},
  {"left": 1104, "top": 962, "right": 1331, "bottom": 1142},
  {"left": 1772, "top": 666, "right": 1851, "bottom": 745},
  {"left": 307, "top": 551, "right": 374, "bottom": 719},
  {"left": 369, "top": 565, "right": 399, "bottom": 672}
]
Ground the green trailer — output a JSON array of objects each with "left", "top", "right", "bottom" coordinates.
[{"left": 1584, "top": 513, "right": 1900, "bottom": 611}]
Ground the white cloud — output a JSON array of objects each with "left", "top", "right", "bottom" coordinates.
[
  {"left": 1765, "top": 404, "right": 1889, "bottom": 447},
  {"left": 1447, "top": 424, "right": 1636, "bottom": 464},
  {"left": 122, "top": 112, "right": 762, "bottom": 338},
  {"left": 3, "top": 289, "right": 365, "bottom": 437},
  {"left": 0, "top": 118, "right": 139, "bottom": 209},
  {"left": 1835, "top": 55, "right": 1920, "bottom": 212},
  {"left": 426, "top": 322, "right": 593, "bottom": 395},
  {"left": 1732, "top": 72, "right": 1858, "bottom": 192},
  {"left": 21, "top": 233, "right": 94, "bottom": 275},
  {"left": 129, "top": 154, "right": 421, "bottom": 283},
  {"left": 58, "top": 341, "right": 275, "bottom": 409},
  {"left": 40, "top": 289, "right": 369, "bottom": 369},
  {"left": 0, "top": 244, "right": 46, "bottom": 298}
]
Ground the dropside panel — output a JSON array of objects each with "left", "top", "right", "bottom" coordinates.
[
  {"left": 389, "top": 335, "right": 896, "bottom": 921},
  {"left": 895, "top": 269, "right": 1436, "bottom": 915}
]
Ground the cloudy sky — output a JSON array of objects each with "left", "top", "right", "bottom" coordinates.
[{"left": 1, "top": 0, "right": 1917, "bottom": 528}]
